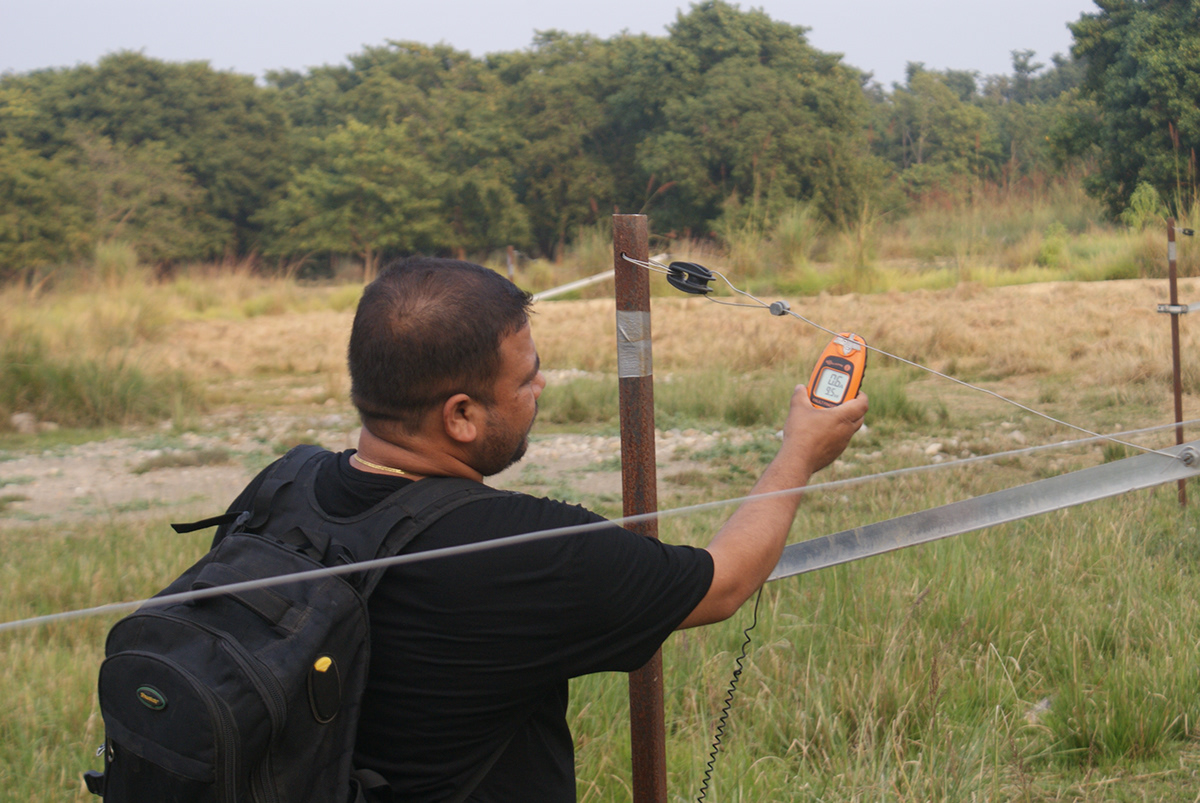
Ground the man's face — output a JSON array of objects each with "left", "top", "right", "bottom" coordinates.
[{"left": 473, "top": 323, "right": 545, "bottom": 477}]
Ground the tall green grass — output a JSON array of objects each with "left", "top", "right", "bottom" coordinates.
[
  {"left": 0, "top": 520, "right": 213, "bottom": 802},
  {"left": 570, "top": 488, "right": 1200, "bottom": 802},
  {"left": 541, "top": 368, "right": 940, "bottom": 435},
  {"left": 6, "top": 484, "right": 1198, "bottom": 801},
  {"left": 863, "top": 369, "right": 927, "bottom": 427},
  {"left": 539, "top": 372, "right": 805, "bottom": 431},
  {"left": 0, "top": 336, "right": 195, "bottom": 430}
]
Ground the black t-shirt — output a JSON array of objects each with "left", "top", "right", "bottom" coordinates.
[{"left": 223, "top": 450, "right": 713, "bottom": 802}]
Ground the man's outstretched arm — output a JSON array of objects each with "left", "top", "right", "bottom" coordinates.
[{"left": 678, "top": 388, "right": 867, "bottom": 629}]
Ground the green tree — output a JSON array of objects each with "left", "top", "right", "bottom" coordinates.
[
  {"left": 67, "top": 133, "right": 213, "bottom": 264},
  {"left": 1010, "top": 49, "right": 1046, "bottom": 103},
  {"left": 638, "top": 0, "right": 882, "bottom": 232},
  {"left": 979, "top": 52, "right": 1089, "bottom": 184},
  {"left": 262, "top": 119, "right": 447, "bottom": 278},
  {"left": 882, "top": 66, "right": 999, "bottom": 191},
  {"left": 0, "top": 138, "right": 88, "bottom": 279},
  {"left": 269, "top": 43, "right": 530, "bottom": 256},
  {"left": 0, "top": 52, "right": 289, "bottom": 254},
  {"left": 492, "top": 33, "right": 622, "bottom": 257},
  {"left": 0, "top": 131, "right": 210, "bottom": 278},
  {"left": 1070, "top": 0, "right": 1200, "bottom": 215},
  {"left": 870, "top": 52, "right": 1085, "bottom": 197}
]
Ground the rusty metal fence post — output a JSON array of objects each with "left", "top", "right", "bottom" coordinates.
[
  {"left": 1154, "top": 218, "right": 1200, "bottom": 506},
  {"left": 612, "top": 214, "right": 667, "bottom": 803},
  {"left": 1168, "top": 218, "right": 1187, "bottom": 506},
  {"left": 1157, "top": 219, "right": 1198, "bottom": 506}
]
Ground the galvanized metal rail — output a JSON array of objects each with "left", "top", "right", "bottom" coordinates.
[{"left": 769, "top": 440, "right": 1200, "bottom": 582}]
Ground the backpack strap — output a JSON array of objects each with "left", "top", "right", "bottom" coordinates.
[
  {"left": 179, "top": 446, "right": 509, "bottom": 591},
  {"left": 331, "top": 476, "right": 516, "bottom": 802},
  {"left": 171, "top": 444, "right": 328, "bottom": 536},
  {"left": 245, "top": 444, "right": 329, "bottom": 530}
]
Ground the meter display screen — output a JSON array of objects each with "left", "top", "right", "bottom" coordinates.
[{"left": 812, "top": 366, "right": 850, "bottom": 404}]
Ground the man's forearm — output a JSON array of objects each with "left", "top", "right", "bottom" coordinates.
[
  {"left": 678, "top": 392, "right": 867, "bottom": 629},
  {"left": 679, "top": 450, "right": 814, "bottom": 627}
]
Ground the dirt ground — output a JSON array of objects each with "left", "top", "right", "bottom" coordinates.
[{"left": 0, "top": 398, "right": 750, "bottom": 528}]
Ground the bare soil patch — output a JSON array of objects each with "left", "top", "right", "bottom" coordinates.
[{"left": 0, "top": 405, "right": 752, "bottom": 527}]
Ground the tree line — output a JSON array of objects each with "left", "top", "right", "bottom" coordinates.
[{"left": 1, "top": 0, "right": 1195, "bottom": 281}]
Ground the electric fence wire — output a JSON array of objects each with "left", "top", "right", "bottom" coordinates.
[
  {"left": 621, "top": 254, "right": 1177, "bottom": 460},
  {"left": 1, "top": 418, "right": 1194, "bottom": 635},
  {"left": 696, "top": 587, "right": 763, "bottom": 803}
]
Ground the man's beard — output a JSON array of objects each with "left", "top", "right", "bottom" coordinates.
[{"left": 475, "top": 404, "right": 536, "bottom": 477}]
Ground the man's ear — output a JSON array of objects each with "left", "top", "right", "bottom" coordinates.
[{"left": 441, "top": 392, "right": 483, "bottom": 444}]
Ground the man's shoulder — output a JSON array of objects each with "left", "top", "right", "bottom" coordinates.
[{"left": 446, "top": 488, "right": 608, "bottom": 531}]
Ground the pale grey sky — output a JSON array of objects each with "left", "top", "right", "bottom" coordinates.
[{"left": 2, "top": 0, "right": 1098, "bottom": 88}]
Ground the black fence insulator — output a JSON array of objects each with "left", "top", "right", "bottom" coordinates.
[{"left": 666, "top": 261, "right": 714, "bottom": 295}]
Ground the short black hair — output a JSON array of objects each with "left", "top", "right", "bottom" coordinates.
[{"left": 348, "top": 256, "right": 533, "bottom": 433}]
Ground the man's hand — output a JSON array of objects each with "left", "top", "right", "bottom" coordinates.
[
  {"left": 777, "top": 387, "right": 869, "bottom": 483},
  {"left": 679, "top": 388, "right": 867, "bottom": 629}
]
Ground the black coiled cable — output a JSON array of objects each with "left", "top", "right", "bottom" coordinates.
[{"left": 696, "top": 587, "right": 764, "bottom": 803}]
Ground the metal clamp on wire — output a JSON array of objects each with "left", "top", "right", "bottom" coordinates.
[
  {"left": 666, "top": 261, "right": 714, "bottom": 295},
  {"left": 1157, "top": 302, "right": 1200, "bottom": 315},
  {"left": 834, "top": 334, "right": 864, "bottom": 353}
]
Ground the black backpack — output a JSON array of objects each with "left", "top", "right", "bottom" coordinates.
[{"left": 85, "top": 445, "right": 507, "bottom": 802}]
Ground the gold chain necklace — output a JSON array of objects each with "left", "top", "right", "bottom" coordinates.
[{"left": 352, "top": 453, "right": 413, "bottom": 477}]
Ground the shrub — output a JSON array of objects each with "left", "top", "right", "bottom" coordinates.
[
  {"left": 0, "top": 336, "right": 196, "bottom": 429},
  {"left": 1120, "top": 183, "right": 1167, "bottom": 231}
]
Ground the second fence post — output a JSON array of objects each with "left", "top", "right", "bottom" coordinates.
[{"left": 1168, "top": 218, "right": 1188, "bottom": 507}]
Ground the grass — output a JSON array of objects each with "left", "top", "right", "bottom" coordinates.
[
  {"left": 0, "top": 492, "right": 30, "bottom": 513},
  {"left": 864, "top": 369, "right": 927, "bottom": 426},
  {"left": 7, "top": 487, "right": 1198, "bottom": 801},
  {"left": 0, "top": 520, "right": 213, "bottom": 802},
  {"left": 4, "top": 178, "right": 1196, "bottom": 429},
  {"left": 0, "top": 335, "right": 196, "bottom": 430},
  {"left": 7, "top": 187, "right": 1200, "bottom": 798},
  {"left": 569, "top": 488, "right": 1200, "bottom": 802}
]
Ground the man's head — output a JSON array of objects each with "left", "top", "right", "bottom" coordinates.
[{"left": 349, "top": 256, "right": 534, "bottom": 441}]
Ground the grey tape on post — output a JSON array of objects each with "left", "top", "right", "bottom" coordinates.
[
  {"left": 616, "top": 310, "right": 653, "bottom": 378},
  {"left": 1170, "top": 241, "right": 1177, "bottom": 262}
]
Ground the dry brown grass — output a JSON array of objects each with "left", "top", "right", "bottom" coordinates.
[
  {"left": 146, "top": 312, "right": 353, "bottom": 377},
  {"left": 118, "top": 275, "right": 1200, "bottom": 416},
  {"left": 532, "top": 278, "right": 1200, "bottom": 391},
  {"left": 7, "top": 271, "right": 1197, "bottom": 427}
]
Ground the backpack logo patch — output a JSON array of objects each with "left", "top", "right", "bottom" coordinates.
[{"left": 136, "top": 686, "right": 167, "bottom": 711}]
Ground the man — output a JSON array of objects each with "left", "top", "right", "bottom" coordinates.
[{"left": 224, "top": 256, "right": 866, "bottom": 802}]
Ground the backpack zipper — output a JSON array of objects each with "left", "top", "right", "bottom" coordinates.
[
  {"left": 250, "top": 753, "right": 281, "bottom": 803},
  {"left": 145, "top": 610, "right": 290, "bottom": 802},
  {"left": 150, "top": 610, "right": 288, "bottom": 734},
  {"left": 121, "top": 650, "right": 240, "bottom": 801}
]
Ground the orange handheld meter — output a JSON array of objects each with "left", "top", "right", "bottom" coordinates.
[{"left": 807, "top": 333, "right": 867, "bottom": 408}]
